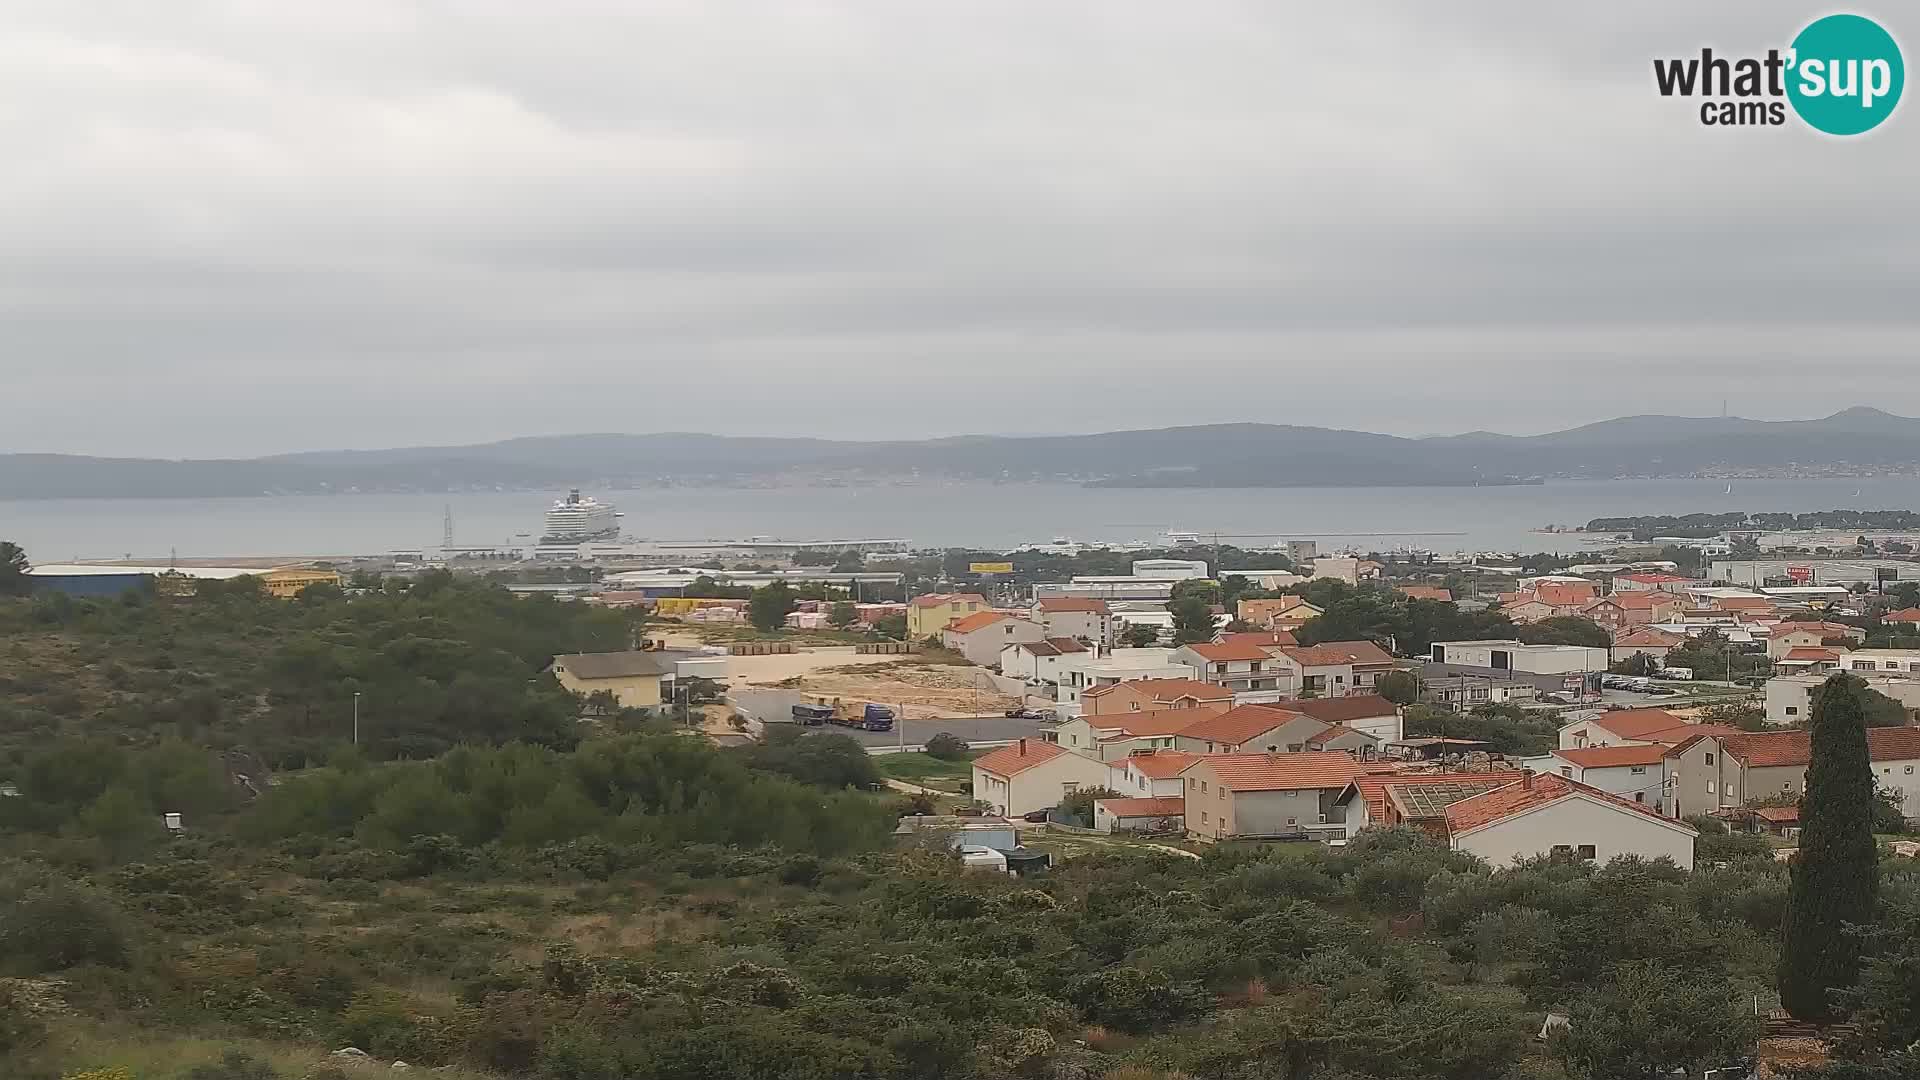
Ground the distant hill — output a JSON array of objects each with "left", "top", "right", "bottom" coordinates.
[{"left": 8, "top": 408, "right": 1920, "bottom": 498}]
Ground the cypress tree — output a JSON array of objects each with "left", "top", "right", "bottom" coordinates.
[{"left": 1777, "top": 673, "right": 1880, "bottom": 1021}]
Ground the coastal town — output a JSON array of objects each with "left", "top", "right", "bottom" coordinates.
[{"left": 9, "top": 503, "right": 1920, "bottom": 1078}]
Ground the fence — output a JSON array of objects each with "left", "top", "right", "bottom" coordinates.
[
  {"left": 855, "top": 641, "right": 916, "bottom": 655},
  {"left": 727, "top": 641, "right": 796, "bottom": 656}
]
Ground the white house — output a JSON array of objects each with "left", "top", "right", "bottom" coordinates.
[
  {"left": 1106, "top": 749, "right": 1201, "bottom": 797},
  {"left": 1442, "top": 772, "right": 1698, "bottom": 869},
  {"left": 1528, "top": 744, "right": 1670, "bottom": 811},
  {"left": 998, "top": 637, "right": 1091, "bottom": 684},
  {"left": 1173, "top": 640, "right": 1289, "bottom": 700},
  {"left": 969, "top": 738, "right": 1115, "bottom": 817},
  {"left": 1556, "top": 708, "right": 1699, "bottom": 750},
  {"left": 1056, "top": 648, "right": 1194, "bottom": 707},
  {"left": 1053, "top": 707, "right": 1218, "bottom": 760},
  {"left": 1032, "top": 597, "right": 1115, "bottom": 649},
  {"left": 942, "top": 611, "right": 1047, "bottom": 667}
]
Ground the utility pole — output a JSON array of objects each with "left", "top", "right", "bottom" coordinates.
[{"left": 352, "top": 691, "right": 361, "bottom": 746}]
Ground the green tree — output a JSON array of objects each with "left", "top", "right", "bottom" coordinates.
[
  {"left": 873, "top": 612, "right": 908, "bottom": 639},
  {"left": 1121, "top": 622, "right": 1161, "bottom": 647},
  {"left": 923, "top": 732, "right": 970, "bottom": 760},
  {"left": 1516, "top": 616, "right": 1611, "bottom": 648},
  {"left": 1553, "top": 962, "right": 1761, "bottom": 1080},
  {"left": 77, "top": 785, "right": 166, "bottom": 863},
  {"left": 0, "top": 541, "right": 28, "bottom": 596},
  {"left": 748, "top": 580, "right": 799, "bottom": 632},
  {"left": 1779, "top": 674, "right": 1881, "bottom": 1021},
  {"left": 827, "top": 601, "right": 858, "bottom": 629},
  {"left": 1374, "top": 669, "right": 1420, "bottom": 706},
  {"left": 1169, "top": 594, "right": 1215, "bottom": 645}
]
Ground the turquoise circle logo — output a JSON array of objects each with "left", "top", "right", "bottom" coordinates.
[{"left": 1787, "top": 14, "right": 1904, "bottom": 135}]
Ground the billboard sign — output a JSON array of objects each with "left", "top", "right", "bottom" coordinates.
[{"left": 1786, "top": 565, "right": 1814, "bottom": 584}]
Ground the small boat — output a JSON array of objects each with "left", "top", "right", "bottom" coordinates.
[{"left": 1723, "top": 484, "right": 1733, "bottom": 495}]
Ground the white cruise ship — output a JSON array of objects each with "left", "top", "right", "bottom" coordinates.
[{"left": 541, "top": 490, "right": 622, "bottom": 543}]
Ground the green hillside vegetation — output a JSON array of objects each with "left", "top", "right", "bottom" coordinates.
[{"left": 6, "top": 566, "right": 1920, "bottom": 1080}]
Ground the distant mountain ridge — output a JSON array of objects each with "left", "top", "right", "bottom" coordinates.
[{"left": 7, "top": 408, "right": 1920, "bottom": 498}]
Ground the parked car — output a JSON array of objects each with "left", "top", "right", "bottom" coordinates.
[
  {"left": 1006, "top": 707, "right": 1050, "bottom": 719},
  {"left": 1022, "top": 808, "right": 1053, "bottom": 823}
]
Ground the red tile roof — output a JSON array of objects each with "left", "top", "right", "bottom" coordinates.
[
  {"left": 1348, "top": 770, "right": 1527, "bottom": 826},
  {"left": 1616, "top": 628, "right": 1685, "bottom": 647},
  {"left": 1534, "top": 582, "right": 1598, "bottom": 607},
  {"left": 1095, "top": 796, "right": 1187, "bottom": 818},
  {"left": 1183, "top": 640, "right": 1277, "bottom": 662},
  {"left": 1095, "top": 708, "right": 1223, "bottom": 739},
  {"left": 1716, "top": 596, "right": 1775, "bottom": 611},
  {"left": 1177, "top": 704, "right": 1309, "bottom": 746},
  {"left": 1618, "top": 573, "right": 1692, "bottom": 585},
  {"left": 1119, "top": 749, "right": 1203, "bottom": 777},
  {"left": 1036, "top": 597, "right": 1110, "bottom": 614},
  {"left": 1611, "top": 591, "right": 1681, "bottom": 610},
  {"left": 1081, "top": 678, "right": 1233, "bottom": 703},
  {"left": 1553, "top": 744, "right": 1671, "bottom": 768},
  {"left": 1218, "top": 630, "right": 1299, "bottom": 648},
  {"left": 1719, "top": 727, "right": 1920, "bottom": 768},
  {"left": 945, "top": 611, "right": 1011, "bottom": 634},
  {"left": 1398, "top": 586, "right": 1454, "bottom": 602},
  {"left": 1282, "top": 641, "right": 1396, "bottom": 667},
  {"left": 1782, "top": 646, "right": 1843, "bottom": 662},
  {"left": 1885, "top": 608, "right": 1920, "bottom": 624},
  {"left": 912, "top": 592, "right": 985, "bottom": 608},
  {"left": 1750, "top": 806, "right": 1799, "bottom": 823},
  {"left": 1306, "top": 725, "right": 1374, "bottom": 747},
  {"left": 1188, "top": 751, "right": 1363, "bottom": 792},
  {"left": 1443, "top": 772, "right": 1688, "bottom": 835},
  {"left": 1586, "top": 708, "right": 1689, "bottom": 741},
  {"left": 972, "top": 739, "right": 1071, "bottom": 777}
]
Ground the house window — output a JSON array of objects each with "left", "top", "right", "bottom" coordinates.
[
  {"left": 1200, "top": 811, "right": 1209, "bottom": 825},
  {"left": 1286, "top": 817, "right": 1297, "bottom": 827},
  {"left": 1634, "top": 792, "right": 1645, "bottom": 803},
  {"left": 1707, "top": 781, "right": 1716, "bottom": 794},
  {"left": 1630, "top": 766, "right": 1646, "bottom": 775},
  {"left": 1704, "top": 753, "right": 1714, "bottom": 765},
  {"left": 1786, "top": 707, "right": 1798, "bottom": 716},
  {"left": 1218, "top": 788, "right": 1225, "bottom": 801},
  {"left": 1551, "top": 844, "right": 1573, "bottom": 857},
  {"left": 1559, "top": 767, "right": 1572, "bottom": 778},
  {"left": 1577, "top": 844, "right": 1597, "bottom": 860},
  {"left": 1200, "top": 780, "right": 1208, "bottom": 793}
]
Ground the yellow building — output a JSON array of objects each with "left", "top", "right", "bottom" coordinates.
[
  {"left": 261, "top": 567, "right": 342, "bottom": 599},
  {"left": 547, "top": 651, "right": 669, "bottom": 709},
  {"left": 906, "top": 592, "right": 990, "bottom": 638}
]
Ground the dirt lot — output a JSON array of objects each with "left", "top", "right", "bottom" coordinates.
[{"left": 747, "top": 660, "right": 1017, "bottom": 719}]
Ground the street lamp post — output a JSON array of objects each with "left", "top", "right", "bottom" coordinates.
[{"left": 352, "top": 691, "right": 361, "bottom": 746}]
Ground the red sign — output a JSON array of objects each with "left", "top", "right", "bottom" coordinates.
[{"left": 1786, "top": 565, "right": 1814, "bottom": 584}]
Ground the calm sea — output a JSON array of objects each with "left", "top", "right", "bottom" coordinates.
[{"left": 4, "top": 478, "right": 1918, "bottom": 562}]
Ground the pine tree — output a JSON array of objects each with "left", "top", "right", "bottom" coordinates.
[{"left": 1777, "top": 673, "right": 1880, "bottom": 1021}]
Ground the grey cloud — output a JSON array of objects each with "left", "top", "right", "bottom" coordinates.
[{"left": 0, "top": 1, "right": 1915, "bottom": 456}]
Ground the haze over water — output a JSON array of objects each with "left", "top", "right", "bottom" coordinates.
[{"left": 7, "top": 477, "right": 1920, "bottom": 563}]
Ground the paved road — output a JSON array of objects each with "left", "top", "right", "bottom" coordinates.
[{"left": 730, "top": 689, "right": 1057, "bottom": 748}]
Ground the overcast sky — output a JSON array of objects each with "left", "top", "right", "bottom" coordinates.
[{"left": 3, "top": 2, "right": 1916, "bottom": 457}]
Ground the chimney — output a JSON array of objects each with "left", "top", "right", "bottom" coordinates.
[
  {"left": 1018, "top": 738, "right": 1027, "bottom": 756},
  {"left": 1521, "top": 770, "right": 1534, "bottom": 790}
]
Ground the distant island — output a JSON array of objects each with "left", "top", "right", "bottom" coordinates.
[
  {"left": 1586, "top": 509, "right": 1920, "bottom": 539},
  {"left": 9, "top": 406, "right": 1920, "bottom": 499}
]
